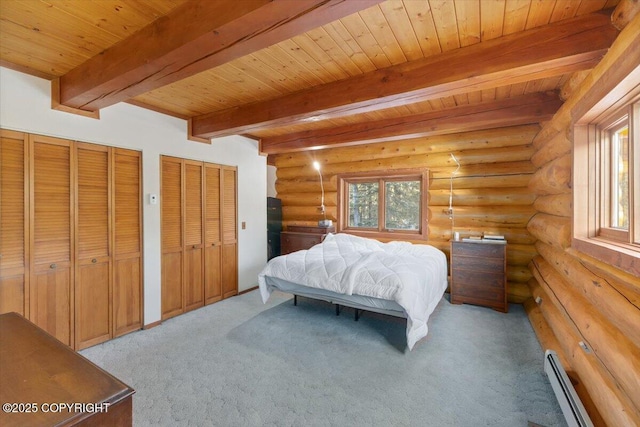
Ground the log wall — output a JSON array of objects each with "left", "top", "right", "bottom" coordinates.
[
  {"left": 272, "top": 125, "right": 540, "bottom": 303},
  {"left": 525, "top": 12, "right": 640, "bottom": 426}
]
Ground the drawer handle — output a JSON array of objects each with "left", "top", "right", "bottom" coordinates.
[
  {"left": 50, "top": 263, "right": 57, "bottom": 269},
  {"left": 212, "top": 243, "right": 216, "bottom": 247},
  {"left": 193, "top": 245, "right": 198, "bottom": 249},
  {"left": 92, "top": 258, "right": 97, "bottom": 263}
]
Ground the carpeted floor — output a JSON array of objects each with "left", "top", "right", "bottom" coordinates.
[{"left": 81, "top": 290, "right": 566, "bottom": 427}]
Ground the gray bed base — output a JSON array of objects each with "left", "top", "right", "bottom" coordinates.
[{"left": 264, "top": 276, "right": 407, "bottom": 321}]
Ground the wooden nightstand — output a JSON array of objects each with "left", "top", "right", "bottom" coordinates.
[
  {"left": 280, "top": 225, "right": 335, "bottom": 255},
  {"left": 450, "top": 240, "right": 507, "bottom": 312}
]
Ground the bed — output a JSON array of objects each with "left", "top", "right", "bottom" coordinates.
[{"left": 258, "top": 233, "right": 448, "bottom": 350}]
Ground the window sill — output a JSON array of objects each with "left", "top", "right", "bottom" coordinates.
[
  {"left": 572, "top": 237, "right": 640, "bottom": 276},
  {"left": 341, "top": 229, "right": 427, "bottom": 241}
]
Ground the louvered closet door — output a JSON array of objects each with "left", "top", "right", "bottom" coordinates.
[
  {"left": 161, "top": 157, "right": 183, "bottom": 319},
  {"left": 204, "top": 163, "right": 221, "bottom": 305},
  {"left": 30, "top": 135, "right": 74, "bottom": 346},
  {"left": 184, "top": 161, "right": 204, "bottom": 312},
  {"left": 113, "top": 148, "right": 142, "bottom": 337},
  {"left": 0, "top": 130, "right": 29, "bottom": 316},
  {"left": 221, "top": 167, "right": 237, "bottom": 299},
  {"left": 75, "top": 143, "right": 111, "bottom": 350}
]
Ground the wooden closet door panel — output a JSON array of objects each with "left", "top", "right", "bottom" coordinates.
[
  {"left": 204, "top": 245, "right": 221, "bottom": 304},
  {"left": 161, "top": 157, "right": 183, "bottom": 319},
  {"left": 184, "top": 248, "right": 203, "bottom": 311},
  {"left": 221, "top": 244, "right": 237, "bottom": 298},
  {"left": 113, "top": 257, "right": 141, "bottom": 336},
  {"left": 204, "top": 164, "right": 221, "bottom": 304},
  {"left": 76, "top": 261, "right": 110, "bottom": 349},
  {"left": 184, "top": 162, "right": 203, "bottom": 311},
  {"left": 31, "top": 136, "right": 73, "bottom": 346},
  {"left": 113, "top": 149, "right": 142, "bottom": 337},
  {"left": 0, "top": 130, "right": 28, "bottom": 316},
  {"left": 75, "top": 144, "right": 110, "bottom": 350},
  {"left": 32, "top": 267, "right": 71, "bottom": 345},
  {"left": 161, "top": 252, "right": 182, "bottom": 319},
  {"left": 221, "top": 167, "right": 237, "bottom": 298}
]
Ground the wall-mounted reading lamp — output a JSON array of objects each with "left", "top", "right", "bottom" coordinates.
[{"left": 313, "top": 161, "right": 332, "bottom": 228}]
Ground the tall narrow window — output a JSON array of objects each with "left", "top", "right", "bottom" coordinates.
[{"left": 600, "top": 116, "right": 631, "bottom": 242}]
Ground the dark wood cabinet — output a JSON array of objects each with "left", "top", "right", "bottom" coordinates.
[
  {"left": 280, "top": 225, "right": 335, "bottom": 255},
  {"left": 450, "top": 240, "right": 507, "bottom": 312},
  {"left": 0, "top": 312, "right": 134, "bottom": 427}
]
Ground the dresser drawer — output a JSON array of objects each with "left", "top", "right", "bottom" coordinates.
[
  {"left": 281, "top": 232, "right": 323, "bottom": 254},
  {"left": 452, "top": 255, "right": 503, "bottom": 274},
  {"left": 452, "top": 241, "right": 505, "bottom": 258}
]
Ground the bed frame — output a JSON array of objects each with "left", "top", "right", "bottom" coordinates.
[{"left": 265, "top": 276, "right": 407, "bottom": 322}]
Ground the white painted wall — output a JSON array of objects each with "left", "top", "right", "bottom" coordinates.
[
  {"left": 0, "top": 67, "right": 267, "bottom": 325},
  {"left": 267, "top": 165, "right": 277, "bottom": 198}
]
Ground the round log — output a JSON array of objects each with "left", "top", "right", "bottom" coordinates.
[
  {"left": 275, "top": 176, "right": 338, "bottom": 193},
  {"left": 612, "top": 0, "right": 640, "bottom": 30},
  {"left": 430, "top": 205, "right": 536, "bottom": 228},
  {"left": 566, "top": 248, "right": 640, "bottom": 303},
  {"left": 533, "top": 193, "right": 572, "bottom": 217},
  {"left": 430, "top": 187, "right": 536, "bottom": 206},
  {"left": 527, "top": 154, "right": 571, "bottom": 195},
  {"left": 527, "top": 213, "right": 572, "bottom": 249},
  {"left": 523, "top": 294, "right": 607, "bottom": 427},
  {"left": 529, "top": 282, "right": 640, "bottom": 427},
  {"left": 507, "top": 266, "right": 533, "bottom": 284},
  {"left": 272, "top": 125, "right": 539, "bottom": 168},
  {"left": 536, "top": 242, "right": 640, "bottom": 349},
  {"left": 430, "top": 174, "right": 531, "bottom": 190},
  {"left": 282, "top": 206, "right": 337, "bottom": 222},
  {"left": 276, "top": 146, "right": 535, "bottom": 180},
  {"left": 531, "top": 256, "right": 640, "bottom": 411},
  {"left": 277, "top": 192, "right": 338, "bottom": 207},
  {"left": 531, "top": 130, "right": 571, "bottom": 167},
  {"left": 507, "top": 280, "right": 531, "bottom": 303}
]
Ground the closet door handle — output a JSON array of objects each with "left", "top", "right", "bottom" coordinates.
[
  {"left": 50, "top": 263, "right": 57, "bottom": 269},
  {"left": 193, "top": 245, "right": 198, "bottom": 249},
  {"left": 92, "top": 258, "right": 97, "bottom": 263}
]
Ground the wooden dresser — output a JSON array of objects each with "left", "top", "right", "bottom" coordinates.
[
  {"left": 0, "top": 313, "right": 135, "bottom": 427},
  {"left": 450, "top": 240, "right": 508, "bottom": 312},
  {"left": 280, "top": 225, "right": 335, "bottom": 255}
]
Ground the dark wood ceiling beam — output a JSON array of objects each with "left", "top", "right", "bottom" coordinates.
[
  {"left": 259, "top": 92, "right": 562, "bottom": 154},
  {"left": 57, "top": 0, "right": 383, "bottom": 112},
  {"left": 192, "top": 10, "right": 618, "bottom": 139}
]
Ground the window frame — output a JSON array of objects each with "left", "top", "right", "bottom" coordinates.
[
  {"left": 337, "top": 168, "right": 429, "bottom": 240},
  {"left": 573, "top": 84, "right": 639, "bottom": 276}
]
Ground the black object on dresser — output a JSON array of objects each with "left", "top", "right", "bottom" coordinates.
[{"left": 267, "top": 197, "right": 282, "bottom": 260}]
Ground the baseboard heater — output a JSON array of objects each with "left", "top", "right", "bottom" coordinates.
[{"left": 544, "top": 350, "right": 593, "bottom": 427}]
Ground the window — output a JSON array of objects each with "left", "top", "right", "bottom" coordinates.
[
  {"left": 600, "top": 113, "right": 631, "bottom": 242},
  {"left": 338, "top": 169, "right": 428, "bottom": 240},
  {"left": 574, "top": 91, "right": 639, "bottom": 275}
]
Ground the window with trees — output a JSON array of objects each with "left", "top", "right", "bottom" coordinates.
[
  {"left": 337, "top": 169, "right": 428, "bottom": 240},
  {"left": 574, "top": 89, "right": 639, "bottom": 275}
]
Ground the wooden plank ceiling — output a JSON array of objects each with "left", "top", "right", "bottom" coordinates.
[{"left": 0, "top": 0, "right": 622, "bottom": 154}]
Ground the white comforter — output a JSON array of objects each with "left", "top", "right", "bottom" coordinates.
[{"left": 258, "top": 233, "right": 448, "bottom": 350}]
